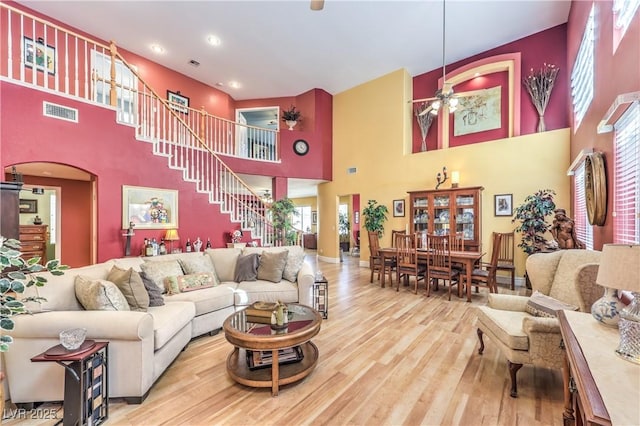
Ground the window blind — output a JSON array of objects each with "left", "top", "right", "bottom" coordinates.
[
  {"left": 574, "top": 161, "right": 593, "bottom": 249},
  {"left": 570, "top": 4, "right": 595, "bottom": 129},
  {"left": 613, "top": 102, "right": 640, "bottom": 244},
  {"left": 613, "top": 0, "right": 640, "bottom": 32}
]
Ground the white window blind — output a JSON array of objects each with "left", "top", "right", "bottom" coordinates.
[
  {"left": 574, "top": 161, "right": 593, "bottom": 249},
  {"left": 570, "top": 4, "right": 595, "bottom": 129},
  {"left": 613, "top": 0, "right": 640, "bottom": 34},
  {"left": 613, "top": 102, "right": 640, "bottom": 244}
]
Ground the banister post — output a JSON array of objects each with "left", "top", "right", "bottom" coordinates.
[
  {"left": 200, "top": 106, "right": 206, "bottom": 142},
  {"left": 109, "top": 42, "right": 118, "bottom": 107}
]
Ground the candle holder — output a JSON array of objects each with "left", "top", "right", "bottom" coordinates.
[{"left": 435, "top": 166, "right": 448, "bottom": 190}]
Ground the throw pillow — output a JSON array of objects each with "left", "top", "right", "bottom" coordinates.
[
  {"left": 179, "top": 255, "right": 220, "bottom": 286},
  {"left": 140, "top": 260, "right": 184, "bottom": 293},
  {"left": 107, "top": 266, "right": 149, "bottom": 311},
  {"left": 165, "top": 273, "right": 216, "bottom": 295},
  {"left": 140, "top": 271, "right": 165, "bottom": 306},
  {"left": 283, "top": 248, "right": 305, "bottom": 282},
  {"left": 74, "top": 275, "right": 130, "bottom": 311},
  {"left": 234, "top": 253, "right": 260, "bottom": 282},
  {"left": 525, "top": 290, "right": 579, "bottom": 318},
  {"left": 257, "top": 250, "right": 288, "bottom": 283}
]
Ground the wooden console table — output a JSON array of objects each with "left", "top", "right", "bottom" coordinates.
[{"left": 559, "top": 310, "right": 639, "bottom": 426}]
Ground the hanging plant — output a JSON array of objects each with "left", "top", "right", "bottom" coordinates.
[{"left": 281, "top": 105, "right": 302, "bottom": 122}]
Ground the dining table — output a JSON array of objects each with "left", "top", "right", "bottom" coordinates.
[{"left": 378, "top": 247, "right": 484, "bottom": 302}]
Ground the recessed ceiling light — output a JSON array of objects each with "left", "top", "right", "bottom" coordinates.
[
  {"left": 150, "top": 44, "right": 165, "bottom": 54},
  {"left": 207, "top": 35, "right": 222, "bottom": 46},
  {"left": 228, "top": 81, "right": 241, "bottom": 89},
  {"left": 216, "top": 82, "right": 224, "bottom": 87}
]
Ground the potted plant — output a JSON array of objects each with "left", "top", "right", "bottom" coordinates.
[
  {"left": 268, "top": 198, "right": 299, "bottom": 245},
  {"left": 338, "top": 212, "right": 351, "bottom": 253},
  {"left": 362, "top": 200, "right": 388, "bottom": 237},
  {"left": 512, "top": 189, "right": 557, "bottom": 255},
  {"left": 282, "top": 105, "right": 301, "bottom": 130}
]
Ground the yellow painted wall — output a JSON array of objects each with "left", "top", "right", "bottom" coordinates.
[{"left": 318, "top": 68, "right": 571, "bottom": 276}]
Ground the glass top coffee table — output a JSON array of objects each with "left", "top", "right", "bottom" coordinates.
[{"left": 223, "top": 303, "right": 322, "bottom": 396}]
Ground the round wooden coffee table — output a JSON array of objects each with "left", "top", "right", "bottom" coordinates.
[{"left": 223, "top": 303, "right": 322, "bottom": 396}]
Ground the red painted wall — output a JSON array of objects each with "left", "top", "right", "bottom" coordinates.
[
  {"left": 413, "top": 24, "right": 568, "bottom": 152},
  {"left": 567, "top": 2, "right": 640, "bottom": 249}
]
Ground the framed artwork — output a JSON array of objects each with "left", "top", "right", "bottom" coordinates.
[
  {"left": 167, "top": 90, "right": 190, "bottom": 114},
  {"left": 494, "top": 194, "right": 513, "bottom": 217},
  {"left": 19, "top": 199, "right": 38, "bottom": 214},
  {"left": 312, "top": 211, "right": 318, "bottom": 225},
  {"left": 122, "top": 185, "right": 178, "bottom": 229},
  {"left": 393, "top": 199, "right": 405, "bottom": 217},
  {"left": 454, "top": 86, "right": 501, "bottom": 136},
  {"left": 23, "top": 37, "right": 56, "bottom": 74}
]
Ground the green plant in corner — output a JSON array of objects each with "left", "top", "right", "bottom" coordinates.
[
  {"left": 512, "top": 189, "right": 556, "bottom": 255},
  {"left": 268, "top": 198, "right": 299, "bottom": 245},
  {"left": 362, "top": 200, "right": 388, "bottom": 237},
  {"left": 0, "top": 236, "right": 68, "bottom": 352}
]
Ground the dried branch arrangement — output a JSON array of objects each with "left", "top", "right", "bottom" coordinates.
[{"left": 523, "top": 63, "right": 559, "bottom": 132}]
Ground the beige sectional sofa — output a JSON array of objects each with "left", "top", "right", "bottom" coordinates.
[{"left": 4, "top": 245, "right": 314, "bottom": 404}]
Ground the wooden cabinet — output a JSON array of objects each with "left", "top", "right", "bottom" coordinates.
[
  {"left": 1, "top": 181, "right": 23, "bottom": 240},
  {"left": 408, "top": 186, "right": 483, "bottom": 251},
  {"left": 19, "top": 224, "right": 48, "bottom": 265},
  {"left": 303, "top": 233, "right": 317, "bottom": 249}
]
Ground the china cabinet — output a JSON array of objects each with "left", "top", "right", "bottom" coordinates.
[{"left": 408, "top": 186, "right": 483, "bottom": 251}]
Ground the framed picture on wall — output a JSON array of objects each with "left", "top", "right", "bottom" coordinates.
[
  {"left": 167, "top": 90, "right": 189, "bottom": 114},
  {"left": 122, "top": 185, "right": 178, "bottom": 229},
  {"left": 494, "top": 194, "right": 513, "bottom": 217},
  {"left": 23, "top": 37, "right": 56, "bottom": 75},
  {"left": 19, "top": 199, "right": 38, "bottom": 214},
  {"left": 393, "top": 199, "right": 405, "bottom": 217},
  {"left": 312, "top": 211, "right": 317, "bottom": 225}
]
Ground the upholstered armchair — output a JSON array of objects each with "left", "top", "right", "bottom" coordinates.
[{"left": 475, "top": 249, "right": 602, "bottom": 397}]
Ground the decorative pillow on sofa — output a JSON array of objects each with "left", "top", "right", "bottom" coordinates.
[
  {"left": 525, "top": 290, "right": 579, "bottom": 318},
  {"left": 165, "top": 273, "right": 216, "bottom": 295},
  {"left": 283, "top": 248, "right": 305, "bottom": 282},
  {"left": 140, "top": 272, "right": 165, "bottom": 306},
  {"left": 257, "top": 250, "right": 288, "bottom": 283},
  {"left": 234, "top": 253, "right": 260, "bottom": 282},
  {"left": 179, "top": 255, "right": 220, "bottom": 285},
  {"left": 140, "top": 260, "right": 184, "bottom": 293},
  {"left": 107, "top": 266, "right": 149, "bottom": 312},
  {"left": 74, "top": 275, "right": 130, "bottom": 311}
]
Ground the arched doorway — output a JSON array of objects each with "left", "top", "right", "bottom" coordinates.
[{"left": 5, "top": 162, "right": 96, "bottom": 267}]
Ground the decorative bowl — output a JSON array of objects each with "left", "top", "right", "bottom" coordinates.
[{"left": 59, "top": 328, "right": 87, "bottom": 351}]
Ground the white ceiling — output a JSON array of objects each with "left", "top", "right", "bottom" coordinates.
[{"left": 14, "top": 0, "right": 570, "bottom": 198}]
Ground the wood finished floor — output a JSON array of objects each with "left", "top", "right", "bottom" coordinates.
[{"left": 5, "top": 253, "right": 565, "bottom": 426}]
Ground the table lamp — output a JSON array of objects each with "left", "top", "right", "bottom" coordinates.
[
  {"left": 593, "top": 244, "right": 640, "bottom": 364},
  {"left": 164, "top": 229, "right": 180, "bottom": 253}
]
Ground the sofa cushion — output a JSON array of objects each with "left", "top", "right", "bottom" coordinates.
[
  {"left": 234, "top": 280, "right": 299, "bottom": 306},
  {"left": 283, "top": 246, "right": 305, "bottom": 282},
  {"left": 257, "top": 250, "right": 288, "bottom": 283},
  {"left": 107, "top": 266, "right": 150, "bottom": 311},
  {"left": 164, "top": 283, "right": 236, "bottom": 316},
  {"left": 476, "top": 306, "right": 530, "bottom": 351},
  {"left": 74, "top": 276, "right": 131, "bottom": 311},
  {"left": 140, "top": 272, "right": 165, "bottom": 306},
  {"left": 140, "top": 260, "right": 184, "bottom": 293},
  {"left": 164, "top": 273, "right": 216, "bottom": 294},
  {"left": 525, "top": 291, "right": 578, "bottom": 318},
  {"left": 234, "top": 253, "right": 260, "bottom": 282},
  {"left": 179, "top": 255, "right": 219, "bottom": 283},
  {"left": 206, "top": 248, "right": 242, "bottom": 282},
  {"left": 147, "top": 302, "right": 195, "bottom": 350}
]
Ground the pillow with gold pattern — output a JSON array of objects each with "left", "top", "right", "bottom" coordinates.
[{"left": 164, "top": 272, "right": 216, "bottom": 295}]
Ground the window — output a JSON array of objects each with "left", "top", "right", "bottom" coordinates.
[
  {"left": 91, "top": 51, "right": 137, "bottom": 125},
  {"left": 613, "top": 102, "right": 640, "bottom": 244},
  {"left": 570, "top": 4, "right": 595, "bottom": 129},
  {"left": 293, "top": 206, "right": 312, "bottom": 232},
  {"left": 573, "top": 161, "right": 593, "bottom": 249},
  {"left": 613, "top": 0, "right": 640, "bottom": 49}
]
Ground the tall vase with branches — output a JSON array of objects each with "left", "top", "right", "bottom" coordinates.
[
  {"left": 523, "top": 63, "right": 559, "bottom": 132},
  {"left": 415, "top": 103, "right": 435, "bottom": 152}
]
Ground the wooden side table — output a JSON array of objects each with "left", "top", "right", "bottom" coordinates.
[
  {"left": 313, "top": 276, "right": 328, "bottom": 319},
  {"left": 31, "top": 341, "right": 109, "bottom": 426}
]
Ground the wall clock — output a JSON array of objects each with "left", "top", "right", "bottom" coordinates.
[
  {"left": 584, "top": 152, "right": 606, "bottom": 226},
  {"left": 293, "top": 139, "right": 309, "bottom": 156}
]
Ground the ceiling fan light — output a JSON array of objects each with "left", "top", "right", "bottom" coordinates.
[
  {"left": 448, "top": 105, "right": 457, "bottom": 113},
  {"left": 431, "top": 100, "right": 441, "bottom": 110},
  {"left": 449, "top": 97, "right": 459, "bottom": 107},
  {"left": 430, "top": 109, "right": 439, "bottom": 116}
]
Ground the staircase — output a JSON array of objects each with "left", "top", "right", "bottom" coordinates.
[{"left": 0, "top": 3, "right": 279, "bottom": 246}]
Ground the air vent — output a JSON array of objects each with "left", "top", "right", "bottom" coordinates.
[
  {"left": 347, "top": 167, "right": 357, "bottom": 174},
  {"left": 188, "top": 59, "right": 200, "bottom": 67},
  {"left": 43, "top": 101, "right": 78, "bottom": 123}
]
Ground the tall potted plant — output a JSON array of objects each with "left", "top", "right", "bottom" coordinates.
[
  {"left": 338, "top": 212, "right": 351, "bottom": 253},
  {"left": 268, "top": 198, "right": 299, "bottom": 245},
  {"left": 362, "top": 200, "right": 388, "bottom": 237},
  {"left": 512, "top": 189, "right": 556, "bottom": 254}
]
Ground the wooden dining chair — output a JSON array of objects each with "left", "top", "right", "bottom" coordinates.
[
  {"left": 391, "top": 229, "right": 406, "bottom": 248},
  {"left": 426, "top": 234, "right": 460, "bottom": 300},
  {"left": 368, "top": 231, "right": 395, "bottom": 286},
  {"left": 463, "top": 232, "right": 502, "bottom": 294},
  {"left": 395, "top": 233, "right": 425, "bottom": 294},
  {"left": 495, "top": 231, "right": 516, "bottom": 290}
]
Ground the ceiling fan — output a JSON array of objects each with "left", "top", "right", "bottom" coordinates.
[
  {"left": 418, "top": 0, "right": 458, "bottom": 116},
  {"left": 310, "top": 0, "right": 324, "bottom": 11}
]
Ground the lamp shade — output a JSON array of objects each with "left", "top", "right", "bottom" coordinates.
[
  {"left": 164, "top": 229, "right": 180, "bottom": 241},
  {"left": 596, "top": 244, "right": 640, "bottom": 291}
]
